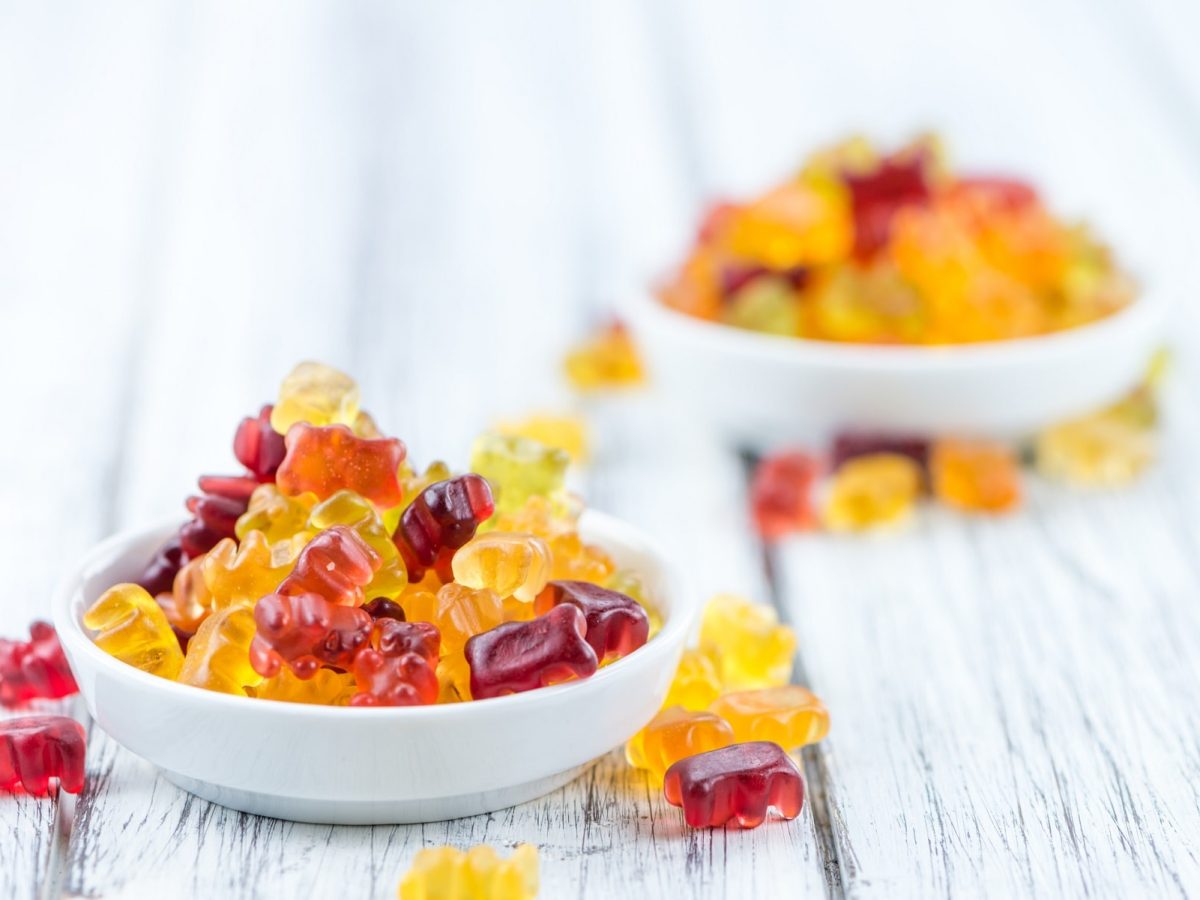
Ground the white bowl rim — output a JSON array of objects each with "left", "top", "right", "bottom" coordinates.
[
  {"left": 53, "top": 509, "right": 691, "bottom": 721},
  {"left": 631, "top": 286, "right": 1168, "bottom": 371}
]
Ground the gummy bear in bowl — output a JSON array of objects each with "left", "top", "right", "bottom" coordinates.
[
  {"left": 631, "top": 134, "right": 1166, "bottom": 445},
  {"left": 53, "top": 362, "right": 690, "bottom": 825}
]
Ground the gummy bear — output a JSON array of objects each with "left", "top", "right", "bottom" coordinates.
[
  {"left": 270, "top": 361, "right": 361, "bottom": 433},
  {"left": 276, "top": 525, "right": 381, "bottom": 607},
  {"left": 179, "top": 474, "right": 257, "bottom": 558},
  {"left": 469, "top": 433, "right": 568, "bottom": 516},
  {"left": 403, "top": 584, "right": 504, "bottom": 655},
  {"left": 253, "top": 667, "right": 356, "bottom": 706},
  {"left": 203, "top": 531, "right": 293, "bottom": 611},
  {"left": 466, "top": 604, "right": 598, "bottom": 699},
  {"left": 842, "top": 144, "right": 933, "bottom": 260},
  {"left": 0, "top": 622, "right": 78, "bottom": 706},
  {"left": 394, "top": 475, "right": 495, "bottom": 581},
  {"left": 699, "top": 595, "right": 794, "bottom": 691},
  {"left": 373, "top": 618, "right": 440, "bottom": 665},
  {"left": 236, "top": 483, "right": 317, "bottom": 543},
  {"left": 663, "top": 648, "right": 723, "bottom": 710},
  {"left": 276, "top": 424, "right": 406, "bottom": 508},
  {"left": 821, "top": 452, "right": 922, "bottom": 532},
  {"left": 351, "top": 650, "right": 438, "bottom": 707},
  {"left": 831, "top": 432, "right": 929, "bottom": 475},
  {"left": 494, "top": 413, "right": 589, "bottom": 463},
  {"left": 136, "top": 534, "right": 185, "bottom": 597},
  {"left": 749, "top": 451, "right": 819, "bottom": 540},
  {"left": 309, "top": 490, "right": 408, "bottom": 599},
  {"left": 710, "top": 686, "right": 831, "bottom": 749},
  {"left": 0, "top": 716, "right": 86, "bottom": 795},
  {"left": 249, "top": 591, "right": 373, "bottom": 679},
  {"left": 156, "top": 556, "right": 212, "bottom": 634},
  {"left": 535, "top": 580, "right": 649, "bottom": 662},
  {"left": 1035, "top": 395, "right": 1155, "bottom": 487},
  {"left": 178, "top": 607, "right": 263, "bottom": 696},
  {"left": 663, "top": 741, "right": 804, "bottom": 829},
  {"left": 930, "top": 438, "right": 1021, "bottom": 513},
  {"left": 563, "top": 319, "right": 645, "bottom": 392},
  {"left": 452, "top": 533, "right": 551, "bottom": 604},
  {"left": 398, "top": 843, "right": 539, "bottom": 900},
  {"left": 84, "top": 584, "right": 185, "bottom": 679},
  {"left": 437, "top": 650, "right": 473, "bottom": 702},
  {"left": 363, "top": 597, "right": 406, "bottom": 622},
  {"left": 625, "top": 706, "right": 735, "bottom": 785},
  {"left": 234, "top": 404, "right": 287, "bottom": 483}
]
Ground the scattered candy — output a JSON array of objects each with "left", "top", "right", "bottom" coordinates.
[
  {"left": 710, "top": 686, "right": 831, "bottom": 749},
  {"left": 398, "top": 843, "right": 539, "bottom": 900},
  {"left": 563, "top": 320, "right": 645, "bottom": 391},
  {"left": 494, "top": 413, "right": 589, "bottom": 463},
  {"left": 930, "top": 439, "right": 1021, "bottom": 513},
  {"left": 0, "top": 622, "right": 78, "bottom": 706},
  {"left": 1035, "top": 389, "right": 1157, "bottom": 487},
  {"left": 660, "top": 134, "right": 1135, "bottom": 345},
  {"left": 831, "top": 432, "right": 929, "bottom": 475},
  {"left": 662, "top": 648, "right": 723, "bottom": 711},
  {"left": 625, "top": 706, "right": 735, "bottom": 785},
  {"left": 699, "top": 595, "right": 795, "bottom": 691},
  {"left": 0, "top": 715, "right": 86, "bottom": 795},
  {"left": 663, "top": 741, "right": 805, "bottom": 829},
  {"left": 749, "top": 450, "right": 819, "bottom": 540},
  {"left": 822, "top": 452, "right": 922, "bottom": 532}
]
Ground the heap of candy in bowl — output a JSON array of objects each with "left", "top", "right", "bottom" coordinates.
[
  {"left": 750, "top": 354, "right": 1167, "bottom": 537},
  {"left": 84, "top": 362, "right": 658, "bottom": 707},
  {"left": 659, "top": 134, "right": 1136, "bottom": 345}
]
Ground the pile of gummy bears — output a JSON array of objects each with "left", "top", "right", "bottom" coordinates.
[
  {"left": 659, "top": 134, "right": 1135, "bottom": 345},
  {"left": 749, "top": 356, "right": 1165, "bottom": 537},
  {"left": 86, "top": 362, "right": 655, "bottom": 708}
]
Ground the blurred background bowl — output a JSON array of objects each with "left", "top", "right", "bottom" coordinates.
[{"left": 630, "top": 287, "right": 1167, "bottom": 448}]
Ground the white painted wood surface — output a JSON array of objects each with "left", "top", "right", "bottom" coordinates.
[{"left": 2, "top": 0, "right": 1199, "bottom": 896}]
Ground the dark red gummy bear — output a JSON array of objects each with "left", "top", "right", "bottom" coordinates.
[
  {"left": 831, "top": 432, "right": 930, "bottom": 475},
  {"left": 362, "top": 597, "right": 406, "bottom": 623},
  {"left": 750, "top": 451, "right": 819, "bottom": 541},
  {"left": 278, "top": 525, "right": 381, "bottom": 607},
  {"left": 394, "top": 474, "right": 495, "bottom": 581},
  {"left": 0, "top": 715, "right": 86, "bottom": 795},
  {"left": 663, "top": 741, "right": 804, "bottom": 829},
  {"left": 535, "top": 581, "right": 648, "bottom": 662},
  {"left": 249, "top": 591, "right": 373, "bottom": 679},
  {"left": 0, "top": 622, "right": 78, "bottom": 707},
  {"left": 843, "top": 152, "right": 931, "bottom": 261},
  {"left": 234, "top": 404, "right": 288, "bottom": 483},
  {"left": 136, "top": 534, "right": 185, "bottom": 597},
  {"left": 350, "top": 650, "right": 438, "bottom": 707},
  {"left": 373, "top": 619, "right": 439, "bottom": 666},
  {"left": 465, "top": 604, "right": 598, "bottom": 700},
  {"left": 178, "top": 474, "right": 257, "bottom": 559}
]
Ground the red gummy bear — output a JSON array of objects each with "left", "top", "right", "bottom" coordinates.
[
  {"left": 278, "top": 526, "right": 381, "bottom": 607},
  {"left": 465, "top": 604, "right": 598, "bottom": 700},
  {"left": 535, "top": 580, "right": 649, "bottom": 662},
  {"left": 663, "top": 741, "right": 804, "bottom": 829},
  {"left": 373, "top": 619, "right": 439, "bottom": 666},
  {"left": 234, "top": 404, "right": 288, "bottom": 483},
  {"left": 276, "top": 424, "right": 406, "bottom": 508},
  {"left": 350, "top": 650, "right": 438, "bottom": 706},
  {"left": 362, "top": 597, "right": 406, "bottom": 623},
  {"left": 0, "top": 622, "right": 78, "bottom": 707},
  {"left": 843, "top": 151, "right": 931, "bottom": 260},
  {"left": 136, "top": 534, "right": 185, "bottom": 597},
  {"left": 249, "top": 591, "right": 373, "bottom": 679},
  {"left": 750, "top": 451, "right": 819, "bottom": 541},
  {"left": 0, "top": 715, "right": 86, "bottom": 795},
  {"left": 831, "top": 432, "right": 929, "bottom": 475},
  {"left": 394, "top": 474, "right": 494, "bottom": 581}
]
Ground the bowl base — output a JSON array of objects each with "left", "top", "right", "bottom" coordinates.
[{"left": 160, "top": 763, "right": 592, "bottom": 825}]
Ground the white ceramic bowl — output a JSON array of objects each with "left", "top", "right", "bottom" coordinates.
[
  {"left": 53, "top": 511, "right": 689, "bottom": 825},
  {"left": 629, "top": 290, "right": 1168, "bottom": 448}
]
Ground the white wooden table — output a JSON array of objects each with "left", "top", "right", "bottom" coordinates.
[{"left": 4, "top": 2, "right": 1200, "bottom": 897}]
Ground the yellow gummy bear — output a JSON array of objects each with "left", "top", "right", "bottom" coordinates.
[
  {"left": 178, "top": 607, "right": 263, "bottom": 696},
  {"left": 1035, "top": 384, "right": 1158, "bottom": 487},
  {"left": 203, "top": 531, "right": 293, "bottom": 611},
  {"left": 270, "top": 360, "right": 361, "bottom": 433},
  {"left": 308, "top": 490, "right": 408, "bottom": 599},
  {"left": 451, "top": 533, "right": 552, "bottom": 604},
  {"left": 710, "top": 685, "right": 831, "bottom": 749},
  {"left": 563, "top": 321, "right": 646, "bottom": 392},
  {"left": 436, "top": 650, "right": 473, "bottom": 702},
  {"left": 822, "top": 452, "right": 922, "bottom": 532},
  {"left": 470, "top": 433, "right": 569, "bottom": 517},
  {"left": 625, "top": 705, "right": 735, "bottom": 785},
  {"left": 403, "top": 584, "right": 504, "bottom": 655},
  {"left": 493, "top": 413, "right": 589, "bottom": 464},
  {"left": 398, "top": 844, "right": 539, "bottom": 900},
  {"left": 236, "top": 483, "right": 317, "bottom": 543},
  {"left": 83, "top": 583, "right": 184, "bottom": 679},
  {"left": 253, "top": 667, "right": 356, "bottom": 705},
  {"left": 607, "top": 569, "right": 661, "bottom": 637},
  {"left": 662, "top": 648, "right": 723, "bottom": 710},
  {"left": 699, "top": 595, "right": 795, "bottom": 690}
]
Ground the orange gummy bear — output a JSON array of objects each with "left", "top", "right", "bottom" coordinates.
[
  {"left": 275, "top": 423, "right": 406, "bottom": 508},
  {"left": 930, "top": 438, "right": 1021, "bottom": 513}
]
